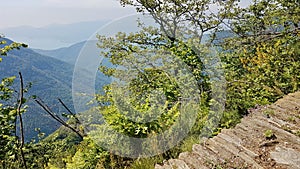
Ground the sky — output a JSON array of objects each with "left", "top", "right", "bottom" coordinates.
[
  {"left": 0, "top": 0, "right": 252, "bottom": 49},
  {"left": 0, "top": 0, "right": 252, "bottom": 29},
  {"left": 0, "top": 0, "right": 136, "bottom": 29}
]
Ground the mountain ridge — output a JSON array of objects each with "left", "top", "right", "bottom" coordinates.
[
  {"left": 1, "top": 37, "right": 75, "bottom": 141},
  {"left": 0, "top": 20, "right": 109, "bottom": 49}
]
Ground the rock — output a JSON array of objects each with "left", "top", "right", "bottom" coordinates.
[
  {"left": 155, "top": 92, "right": 300, "bottom": 169},
  {"left": 270, "top": 146, "right": 300, "bottom": 169}
]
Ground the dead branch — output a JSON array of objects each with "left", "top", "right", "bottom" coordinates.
[
  {"left": 57, "top": 98, "right": 81, "bottom": 125},
  {"left": 17, "top": 72, "right": 27, "bottom": 169},
  {"left": 35, "top": 99, "right": 83, "bottom": 140}
]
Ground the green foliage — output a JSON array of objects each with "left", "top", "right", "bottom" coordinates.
[
  {"left": 96, "top": 25, "right": 207, "bottom": 140},
  {"left": 0, "top": 39, "right": 29, "bottom": 168},
  {"left": 130, "top": 156, "right": 163, "bottom": 169},
  {"left": 221, "top": 0, "right": 300, "bottom": 113},
  {"left": 66, "top": 138, "right": 105, "bottom": 169},
  {"left": 91, "top": 0, "right": 299, "bottom": 167},
  {"left": 92, "top": 0, "right": 299, "bottom": 167},
  {"left": 295, "top": 130, "right": 300, "bottom": 137},
  {"left": 0, "top": 38, "right": 27, "bottom": 56},
  {"left": 0, "top": 37, "right": 66, "bottom": 169},
  {"left": 264, "top": 129, "right": 276, "bottom": 140},
  {"left": 120, "top": 0, "right": 237, "bottom": 38},
  {"left": 179, "top": 135, "right": 199, "bottom": 152},
  {"left": 0, "top": 37, "right": 76, "bottom": 141},
  {"left": 263, "top": 109, "right": 275, "bottom": 117},
  {"left": 0, "top": 77, "right": 18, "bottom": 168},
  {"left": 218, "top": 110, "right": 241, "bottom": 131},
  {"left": 64, "top": 137, "right": 136, "bottom": 169}
]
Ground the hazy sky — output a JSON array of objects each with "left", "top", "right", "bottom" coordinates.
[
  {"left": 0, "top": 0, "right": 136, "bottom": 29},
  {"left": 0, "top": 0, "right": 252, "bottom": 29}
]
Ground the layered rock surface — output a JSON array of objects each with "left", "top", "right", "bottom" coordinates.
[{"left": 156, "top": 92, "right": 300, "bottom": 169}]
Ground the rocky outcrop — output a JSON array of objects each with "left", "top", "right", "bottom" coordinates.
[{"left": 155, "top": 92, "right": 300, "bottom": 169}]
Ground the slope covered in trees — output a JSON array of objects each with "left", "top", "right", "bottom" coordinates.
[
  {"left": 0, "top": 37, "right": 75, "bottom": 141},
  {"left": 33, "top": 41, "right": 88, "bottom": 65}
]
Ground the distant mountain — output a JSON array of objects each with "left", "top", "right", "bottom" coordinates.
[
  {"left": 0, "top": 15, "right": 158, "bottom": 50},
  {"left": 34, "top": 40, "right": 112, "bottom": 116},
  {"left": 0, "top": 38, "right": 110, "bottom": 141},
  {"left": 33, "top": 40, "right": 107, "bottom": 68},
  {"left": 33, "top": 41, "right": 88, "bottom": 65},
  {"left": 33, "top": 39, "right": 112, "bottom": 93},
  {"left": 0, "top": 20, "right": 109, "bottom": 49},
  {"left": 0, "top": 38, "right": 74, "bottom": 141}
]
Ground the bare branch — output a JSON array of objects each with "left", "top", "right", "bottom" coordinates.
[
  {"left": 17, "top": 72, "right": 27, "bottom": 169},
  {"left": 57, "top": 98, "right": 81, "bottom": 125},
  {"left": 35, "top": 99, "right": 84, "bottom": 140}
]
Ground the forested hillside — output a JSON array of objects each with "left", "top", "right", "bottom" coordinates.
[
  {"left": 0, "top": 38, "right": 111, "bottom": 141},
  {"left": 0, "top": 38, "right": 75, "bottom": 141},
  {"left": 33, "top": 41, "right": 87, "bottom": 65}
]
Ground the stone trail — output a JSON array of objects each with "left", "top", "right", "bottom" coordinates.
[{"left": 155, "top": 92, "right": 300, "bottom": 169}]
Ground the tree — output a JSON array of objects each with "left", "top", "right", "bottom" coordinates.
[
  {"left": 0, "top": 37, "right": 28, "bottom": 168},
  {"left": 92, "top": 0, "right": 239, "bottom": 158},
  {"left": 95, "top": 0, "right": 299, "bottom": 158},
  {"left": 0, "top": 36, "right": 84, "bottom": 169},
  {"left": 220, "top": 0, "right": 300, "bottom": 112},
  {"left": 0, "top": 76, "right": 19, "bottom": 168},
  {"left": 97, "top": 28, "right": 197, "bottom": 138},
  {"left": 0, "top": 36, "right": 27, "bottom": 56},
  {"left": 119, "top": 0, "right": 237, "bottom": 41}
]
